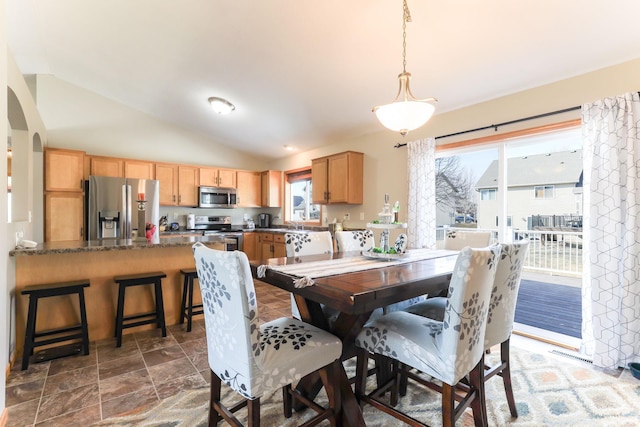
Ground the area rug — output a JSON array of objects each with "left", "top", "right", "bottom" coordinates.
[{"left": 94, "top": 346, "right": 640, "bottom": 426}]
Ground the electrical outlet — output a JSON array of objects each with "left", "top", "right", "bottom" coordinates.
[
  {"left": 360, "top": 212, "right": 365, "bottom": 220},
  {"left": 173, "top": 212, "right": 178, "bottom": 220},
  {"left": 344, "top": 213, "right": 350, "bottom": 220}
]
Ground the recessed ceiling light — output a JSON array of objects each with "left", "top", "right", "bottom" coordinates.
[
  {"left": 208, "top": 97, "right": 235, "bottom": 115},
  {"left": 283, "top": 145, "right": 296, "bottom": 151}
]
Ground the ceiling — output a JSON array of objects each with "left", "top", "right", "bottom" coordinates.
[{"left": 7, "top": 0, "right": 640, "bottom": 159}]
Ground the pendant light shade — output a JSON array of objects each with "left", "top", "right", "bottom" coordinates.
[{"left": 373, "top": 0, "right": 437, "bottom": 136}]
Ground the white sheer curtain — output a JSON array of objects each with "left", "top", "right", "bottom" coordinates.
[
  {"left": 406, "top": 138, "right": 436, "bottom": 249},
  {"left": 581, "top": 92, "right": 640, "bottom": 369}
]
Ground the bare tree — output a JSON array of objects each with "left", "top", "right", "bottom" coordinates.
[{"left": 435, "top": 157, "right": 476, "bottom": 220}]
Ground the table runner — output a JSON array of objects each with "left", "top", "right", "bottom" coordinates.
[{"left": 256, "top": 248, "right": 458, "bottom": 287}]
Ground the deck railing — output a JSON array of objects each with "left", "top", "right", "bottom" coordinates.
[{"left": 436, "top": 227, "right": 583, "bottom": 277}]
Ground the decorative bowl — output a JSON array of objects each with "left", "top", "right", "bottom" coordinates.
[{"left": 629, "top": 362, "right": 640, "bottom": 380}]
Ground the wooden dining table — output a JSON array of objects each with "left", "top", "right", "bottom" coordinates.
[{"left": 249, "top": 250, "right": 458, "bottom": 427}]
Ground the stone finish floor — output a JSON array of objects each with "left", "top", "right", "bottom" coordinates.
[{"left": 5, "top": 280, "right": 292, "bottom": 427}]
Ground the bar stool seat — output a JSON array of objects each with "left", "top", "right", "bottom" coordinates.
[
  {"left": 113, "top": 271, "right": 167, "bottom": 347},
  {"left": 21, "top": 280, "right": 90, "bottom": 370},
  {"left": 179, "top": 268, "right": 203, "bottom": 332}
]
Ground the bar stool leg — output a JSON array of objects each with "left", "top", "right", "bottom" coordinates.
[
  {"left": 187, "top": 276, "right": 195, "bottom": 332},
  {"left": 78, "top": 288, "right": 90, "bottom": 355},
  {"left": 154, "top": 279, "right": 167, "bottom": 337},
  {"left": 180, "top": 274, "right": 189, "bottom": 325},
  {"left": 115, "top": 283, "right": 126, "bottom": 347},
  {"left": 22, "top": 296, "right": 38, "bottom": 370}
]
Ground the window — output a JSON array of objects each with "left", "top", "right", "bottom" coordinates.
[
  {"left": 480, "top": 189, "right": 497, "bottom": 200},
  {"left": 284, "top": 168, "right": 322, "bottom": 224},
  {"left": 534, "top": 185, "right": 554, "bottom": 198}
]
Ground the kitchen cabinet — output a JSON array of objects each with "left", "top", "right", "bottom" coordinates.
[
  {"left": 256, "top": 232, "right": 286, "bottom": 259},
  {"left": 261, "top": 170, "right": 282, "bottom": 207},
  {"left": 312, "top": 151, "right": 363, "bottom": 204},
  {"left": 155, "top": 164, "right": 198, "bottom": 206},
  {"left": 236, "top": 171, "right": 261, "bottom": 207},
  {"left": 45, "top": 192, "right": 84, "bottom": 241},
  {"left": 45, "top": 148, "right": 85, "bottom": 192},
  {"left": 199, "top": 167, "right": 236, "bottom": 188},
  {"left": 124, "top": 160, "right": 154, "bottom": 179},
  {"left": 89, "top": 156, "right": 123, "bottom": 178},
  {"left": 242, "top": 232, "right": 258, "bottom": 260}
]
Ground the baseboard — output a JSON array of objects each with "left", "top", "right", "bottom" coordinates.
[
  {"left": 513, "top": 330, "right": 579, "bottom": 351},
  {"left": 0, "top": 407, "right": 8, "bottom": 427}
]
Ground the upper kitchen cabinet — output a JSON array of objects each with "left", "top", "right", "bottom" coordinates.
[
  {"left": 45, "top": 148, "right": 85, "bottom": 192},
  {"left": 312, "top": 151, "right": 363, "bottom": 204},
  {"left": 261, "top": 170, "right": 282, "bottom": 207},
  {"left": 199, "top": 167, "right": 236, "bottom": 188},
  {"left": 156, "top": 163, "right": 199, "bottom": 206},
  {"left": 236, "top": 170, "right": 261, "bottom": 207},
  {"left": 124, "top": 160, "right": 155, "bottom": 180},
  {"left": 88, "top": 156, "right": 123, "bottom": 178}
]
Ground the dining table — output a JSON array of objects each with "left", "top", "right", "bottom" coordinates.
[{"left": 249, "top": 248, "right": 459, "bottom": 427}]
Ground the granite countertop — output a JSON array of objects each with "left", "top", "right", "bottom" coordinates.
[{"left": 9, "top": 235, "right": 233, "bottom": 257}]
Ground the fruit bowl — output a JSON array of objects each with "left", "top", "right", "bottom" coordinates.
[{"left": 629, "top": 362, "right": 640, "bottom": 380}]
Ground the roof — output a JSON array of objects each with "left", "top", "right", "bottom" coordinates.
[{"left": 475, "top": 150, "right": 583, "bottom": 189}]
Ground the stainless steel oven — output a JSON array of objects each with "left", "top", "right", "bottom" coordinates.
[{"left": 192, "top": 215, "right": 243, "bottom": 251}]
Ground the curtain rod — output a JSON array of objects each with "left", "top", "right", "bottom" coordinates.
[{"left": 393, "top": 105, "right": 581, "bottom": 148}]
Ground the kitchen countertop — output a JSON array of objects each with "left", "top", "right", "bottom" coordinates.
[{"left": 9, "top": 235, "right": 232, "bottom": 257}]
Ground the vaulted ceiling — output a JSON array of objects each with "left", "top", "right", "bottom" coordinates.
[{"left": 7, "top": 0, "right": 640, "bottom": 158}]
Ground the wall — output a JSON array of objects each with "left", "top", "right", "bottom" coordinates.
[
  {"left": 1, "top": 0, "right": 8, "bottom": 415},
  {"left": 266, "top": 58, "right": 640, "bottom": 230}
]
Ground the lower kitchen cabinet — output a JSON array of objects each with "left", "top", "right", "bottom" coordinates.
[
  {"left": 256, "top": 232, "right": 286, "bottom": 259},
  {"left": 242, "top": 232, "right": 258, "bottom": 260}
]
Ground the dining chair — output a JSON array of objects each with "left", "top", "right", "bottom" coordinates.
[
  {"left": 285, "top": 231, "right": 334, "bottom": 319},
  {"left": 192, "top": 242, "right": 343, "bottom": 427},
  {"left": 443, "top": 229, "right": 492, "bottom": 250},
  {"left": 403, "top": 240, "right": 530, "bottom": 418},
  {"left": 335, "top": 230, "right": 374, "bottom": 252},
  {"left": 355, "top": 245, "right": 501, "bottom": 427}
]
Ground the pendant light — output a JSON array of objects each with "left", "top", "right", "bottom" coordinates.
[{"left": 373, "top": 0, "right": 437, "bottom": 136}]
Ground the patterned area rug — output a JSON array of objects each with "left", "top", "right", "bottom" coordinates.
[{"left": 94, "top": 346, "right": 640, "bottom": 426}]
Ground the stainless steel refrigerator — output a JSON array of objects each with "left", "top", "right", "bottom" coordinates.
[{"left": 87, "top": 176, "right": 160, "bottom": 242}]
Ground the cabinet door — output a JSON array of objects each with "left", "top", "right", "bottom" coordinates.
[
  {"left": 45, "top": 149, "right": 85, "bottom": 192},
  {"left": 236, "top": 171, "right": 261, "bottom": 207},
  {"left": 311, "top": 158, "right": 328, "bottom": 204},
  {"left": 199, "top": 167, "right": 218, "bottom": 187},
  {"left": 242, "top": 232, "right": 258, "bottom": 260},
  {"left": 90, "top": 156, "right": 123, "bottom": 178},
  {"left": 327, "top": 153, "right": 350, "bottom": 203},
  {"left": 178, "top": 166, "right": 199, "bottom": 206},
  {"left": 218, "top": 168, "right": 236, "bottom": 188},
  {"left": 124, "top": 160, "right": 154, "bottom": 179},
  {"left": 155, "top": 163, "right": 178, "bottom": 206},
  {"left": 273, "top": 234, "right": 286, "bottom": 257},
  {"left": 45, "top": 192, "right": 84, "bottom": 241},
  {"left": 261, "top": 170, "right": 282, "bottom": 207}
]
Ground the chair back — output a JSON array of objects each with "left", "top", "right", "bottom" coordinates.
[
  {"left": 441, "top": 244, "right": 501, "bottom": 383},
  {"left": 485, "top": 241, "right": 530, "bottom": 347},
  {"left": 335, "top": 230, "right": 374, "bottom": 252},
  {"left": 444, "top": 230, "right": 492, "bottom": 250},
  {"left": 285, "top": 231, "right": 333, "bottom": 257},
  {"left": 192, "top": 242, "right": 261, "bottom": 399}
]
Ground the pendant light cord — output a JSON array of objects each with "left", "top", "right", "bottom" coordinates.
[{"left": 402, "top": 0, "right": 411, "bottom": 74}]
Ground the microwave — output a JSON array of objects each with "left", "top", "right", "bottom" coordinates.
[{"left": 198, "top": 186, "right": 238, "bottom": 208}]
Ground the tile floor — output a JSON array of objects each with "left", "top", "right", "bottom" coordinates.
[{"left": 5, "top": 280, "right": 292, "bottom": 427}]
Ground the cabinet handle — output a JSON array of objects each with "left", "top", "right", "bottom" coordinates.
[
  {"left": 80, "top": 179, "right": 83, "bottom": 189},
  {"left": 173, "top": 195, "right": 176, "bottom": 202},
  {"left": 178, "top": 195, "right": 182, "bottom": 203},
  {"left": 80, "top": 227, "right": 83, "bottom": 238}
]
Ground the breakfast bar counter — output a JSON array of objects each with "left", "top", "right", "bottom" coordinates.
[{"left": 10, "top": 236, "right": 226, "bottom": 359}]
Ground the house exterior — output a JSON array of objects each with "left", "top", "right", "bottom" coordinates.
[{"left": 475, "top": 150, "right": 583, "bottom": 231}]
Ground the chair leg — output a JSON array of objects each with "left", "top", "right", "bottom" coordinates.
[
  {"left": 115, "top": 284, "right": 126, "bottom": 347},
  {"left": 22, "top": 296, "right": 38, "bottom": 370},
  {"left": 187, "top": 276, "right": 195, "bottom": 332},
  {"left": 247, "top": 398, "right": 260, "bottom": 427},
  {"left": 469, "top": 356, "right": 488, "bottom": 427},
  {"left": 282, "top": 384, "right": 293, "bottom": 418},
  {"left": 501, "top": 339, "right": 518, "bottom": 417},
  {"left": 180, "top": 274, "right": 188, "bottom": 325},
  {"left": 209, "top": 371, "right": 222, "bottom": 426},
  {"left": 154, "top": 279, "right": 167, "bottom": 337},
  {"left": 442, "top": 383, "right": 456, "bottom": 427},
  {"left": 318, "top": 360, "right": 342, "bottom": 427},
  {"left": 355, "top": 348, "right": 369, "bottom": 406}
]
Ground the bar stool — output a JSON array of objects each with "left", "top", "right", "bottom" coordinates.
[
  {"left": 179, "top": 268, "right": 203, "bottom": 332},
  {"left": 21, "top": 280, "right": 91, "bottom": 370},
  {"left": 113, "top": 272, "right": 167, "bottom": 347}
]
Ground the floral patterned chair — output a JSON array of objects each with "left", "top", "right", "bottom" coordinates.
[
  {"left": 443, "top": 230, "right": 492, "bottom": 250},
  {"left": 284, "top": 231, "right": 334, "bottom": 319},
  {"left": 403, "top": 240, "right": 530, "bottom": 418},
  {"left": 334, "top": 230, "right": 374, "bottom": 252},
  {"left": 192, "top": 242, "right": 343, "bottom": 426},
  {"left": 354, "top": 245, "right": 501, "bottom": 427}
]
